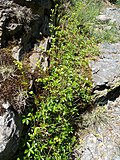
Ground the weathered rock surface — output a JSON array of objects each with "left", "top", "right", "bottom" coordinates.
[
  {"left": 0, "top": 51, "right": 29, "bottom": 160},
  {"left": 0, "top": 100, "right": 22, "bottom": 160},
  {"left": 97, "top": 7, "right": 120, "bottom": 26},
  {"left": 103, "top": 7, "right": 120, "bottom": 26},
  {"left": 0, "top": 0, "right": 52, "bottom": 159},
  {"left": 90, "top": 7, "right": 120, "bottom": 103},
  {"left": 90, "top": 42, "right": 120, "bottom": 103},
  {"left": 75, "top": 6, "right": 120, "bottom": 160},
  {"left": 29, "top": 37, "right": 50, "bottom": 72},
  {"left": 74, "top": 96, "right": 120, "bottom": 160},
  {"left": 0, "top": 0, "right": 51, "bottom": 60}
]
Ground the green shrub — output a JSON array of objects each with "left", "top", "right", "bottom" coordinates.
[
  {"left": 16, "top": 1, "right": 102, "bottom": 160},
  {"left": 116, "top": 0, "right": 120, "bottom": 4}
]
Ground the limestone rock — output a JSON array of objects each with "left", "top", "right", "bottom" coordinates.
[
  {"left": 29, "top": 37, "right": 50, "bottom": 72},
  {"left": 90, "top": 43, "right": 120, "bottom": 88},
  {"left": 90, "top": 7, "right": 120, "bottom": 104},
  {"left": 103, "top": 8, "right": 120, "bottom": 26},
  {"left": 75, "top": 6, "right": 120, "bottom": 160},
  {"left": 0, "top": 100, "right": 22, "bottom": 160},
  {"left": 12, "top": 46, "right": 23, "bottom": 60},
  {"left": 29, "top": 52, "right": 50, "bottom": 72},
  {"left": 74, "top": 96, "right": 120, "bottom": 160},
  {"left": 90, "top": 43, "right": 120, "bottom": 104}
]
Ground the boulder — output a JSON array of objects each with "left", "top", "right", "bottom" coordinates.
[{"left": 96, "top": 15, "right": 110, "bottom": 23}]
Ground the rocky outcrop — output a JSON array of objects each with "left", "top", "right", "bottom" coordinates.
[
  {"left": 90, "top": 42, "right": 120, "bottom": 104},
  {"left": 0, "top": 50, "right": 29, "bottom": 160},
  {"left": 0, "top": 0, "right": 52, "bottom": 159},
  {"left": 0, "top": 0, "right": 51, "bottom": 60},
  {"left": 74, "top": 6, "right": 120, "bottom": 160},
  {"left": 90, "top": 7, "right": 120, "bottom": 104}
]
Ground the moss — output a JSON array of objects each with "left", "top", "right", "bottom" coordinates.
[{"left": 0, "top": 49, "right": 31, "bottom": 114}]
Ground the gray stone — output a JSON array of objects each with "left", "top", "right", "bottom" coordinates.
[
  {"left": 96, "top": 15, "right": 110, "bottom": 23},
  {"left": 0, "top": 100, "right": 22, "bottom": 160},
  {"left": 12, "top": 46, "right": 23, "bottom": 60},
  {"left": 103, "top": 8, "right": 120, "bottom": 26},
  {"left": 90, "top": 49, "right": 120, "bottom": 86},
  {"left": 34, "top": 37, "right": 50, "bottom": 52},
  {"left": 29, "top": 52, "right": 41, "bottom": 72},
  {"left": 29, "top": 37, "right": 50, "bottom": 72},
  {"left": 0, "top": 50, "right": 29, "bottom": 160},
  {"left": 89, "top": 42, "right": 120, "bottom": 102},
  {"left": 75, "top": 96, "right": 120, "bottom": 160},
  {"left": 0, "top": 1, "right": 52, "bottom": 159},
  {"left": 75, "top": 6, "right": 120, "bottom": 160},
  {"left": 29, "top": 51, "right": 49, "bottom": 72}
]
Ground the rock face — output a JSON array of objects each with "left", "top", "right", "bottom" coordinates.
[
  {"left": 0, "top": 0, "right": 51, "bottom": 60},
  {"left": 0, "top": 51, "right": 29, "bottom": 160},
  {"left": 74, "top": 6, "right": 120, "bottom": 160},
  {"left": 74, "top": 96, "right": 120, "bottom": 160},
  {"left": 90, "top": 7, "right": 120, "bottom": 104},
  {"left": 0, "top": 0, "right": 51, "bottom": 159},
  {"left": 0, "top": 100, "right": 22, "bottom": 160},
  {"left": 90, "top": 42, "right": 120, "bottom": 104}
]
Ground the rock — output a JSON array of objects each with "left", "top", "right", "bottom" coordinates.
[
  {"left": 12, "top": 46, "right": 23, "bottom": 60},
  {"left": 96, "top": 15, "right": 110, "bottom": 23},
  {"left": 29, "top": 52, "right": 42, "bottom": 72},
  {"left": 0, "top": 0, "right": 51, "bottom": 60},
  {"left": 0, "top": 0, "right": 52, "bottom": 159},
  {"left": 104, "top": 25, "right": 112, "bottom": 30},
  {"left": 90, "top": 43, "right": 120, "bottom": 88},
  {"left": 103, "top": 8, "right": 120, "bottom": 26},
  {"left": 0, "top": 51, "right": 29, "bottom": 159},
  {"left": 29, "top": 52, "right": 50, "bottom": 72},
  {"left": 74, "top": 96, "right": 120, "bottom": 160},
  {"left": 90, "top": 7, "right": 120, "bottom": 103},
  {"left": 29, "top": 37, "right": 50, "bottom": 72},
  {"left": 90, "top": 43, "right": 120, "bottom": 103},
  {"left": 0, "top": 100, "right": 22, "bottom": 160},
  {"left": 75, "top": 6, "right": 120, "bottom": 160},
  {"left": 34, "top": 37, "right": 50, "bottom": 53}
]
